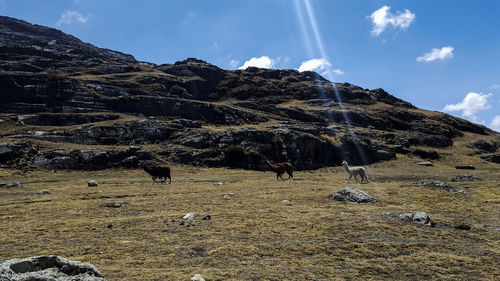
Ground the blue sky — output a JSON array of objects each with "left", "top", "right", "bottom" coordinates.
[{"left": 1, "top": 0, "right": 499, "bottom": 131}]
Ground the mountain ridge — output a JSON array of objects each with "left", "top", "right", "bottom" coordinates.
[{"left": 0, "top": 16, "right": 497, "bottom": 171}]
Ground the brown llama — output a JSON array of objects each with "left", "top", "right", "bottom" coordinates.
[
  {"left": 143, "top": 164, "right": 171, "bottom": 184},
  {"left": 265, "top": 159, "right": 293, "bottom": 180}
]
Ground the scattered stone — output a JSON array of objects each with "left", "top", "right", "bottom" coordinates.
[
  {"left": 107, "top": 224, "right": 113, "bottom": 229},
  {"left": 101, "top": 202, "right": 126, "bottom": 208},
  {"left": 412, "top": 212, "right": 431, "bottom": 225},
  {"left": 0, "top": 255, "right": 106, "bottom": 281},
  {"left": 454, "top": 223, "right": 471, "bottom": 230},
  {"left": 191, "top": 274, "right": 205, "bottom": 281},
  {"left": 179, "top": 221, "right": 185, "bottom": 226},
  {"left": 91, "top": 227, "right": 96, "bottom": 231},
  {"left": 451, "top": 174, "right": 483, "bottom": 182},
  {"left": 416, "top": 161, "right": 433, "bottom": 166},
  {"left": 88, "top": 181, "right": 98, "bottom": 187},
  {"left": 212, "top": 182, "right": 223, "bottom": 186},
  {"left": 37, "top": 189, "right": 50, "bottom": 195},
  {"left": 0, "top": 181, "right": 21, "bottom": 188},
  {"left": 455, "top": 165, "right": 475, "bottom": 170},
  {"left": 328, "top": 187, "right": 376, "bottom": 203},
  {"left": 183, "top": 212, "right": 197, "bottom": 220},
  {"left": 399, "top": 213, "right": 413, "bottom": 222},
  {"left": 311, "top": 188, "right": 322, "bottom": 191},
  {"left": 163, "top": 219, "right": 168, "bottom": 223},
  {"left": 202, "top": 215, "right": 211, "bottom": 220},
  {"left": 222, "top": 193, "right": 234, "bottom": 200},
  {"left": 281, "top": 199, "right": 291, "bottom": 204},
  {"left": 480, "top": 154, "right": 500, "bottom": 164},
  {"left": 417, "top": 180, "right": 463, "bottom": 192}
]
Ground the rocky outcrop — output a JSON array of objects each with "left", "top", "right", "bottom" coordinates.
[
  {"left": 0, "top": 142, "right": 35, "bottom": 163},
  {"left": 33, "top": 147, "right": 152, "bottom": 170},
  {"left": 0, "top": 255, "right": 106, "bottom": 281}
]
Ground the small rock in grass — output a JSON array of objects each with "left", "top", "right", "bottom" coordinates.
[
  {"left": 107, "top": 224, "right": 113, "bottom": 229},
  {"left": 455, "top": 165, "right": 475, "bottom": 170},
  {"left": 37, "top": 189, "right": 50, "bottom": 195},
  {"left": 202, "top": 214, "right": 211, "bottom": 220},
  {"left": 416, "top": 161, "right": 433, "bottom": 166},
  {"left": 454, "top": 223, "right": 471, "bottom": 230},
  {"left": 183, "top": 212, "right": 197, "bottom": 220},
  {"left": 88, "top": 181, "right": 98, "bottom": 187},
  {"left": 191, "top": 274, "right": 205, "bottom": 281},
  {"left": 451, "top": 174, "right": 483, "bottom": 182},
  {"left": 101, "top": 202, "right": 126, "bottom": 208},
  {"left": 212, "top": 182, "right": 223, "bottom": 186}
]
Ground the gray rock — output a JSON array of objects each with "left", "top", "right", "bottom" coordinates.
[
  {"left": 399, "top": 213, "right": 413, "bottom": 222},
  {"left": 416, "top": 161, "right": 433, "bottom": 166},
  {"left": 101, "top": 202, "right": 126, "bottom": 208},
  {"left": 455, "top": 165, "right": 475, "bottom": 170},
  {"left": 328, "top": 187, "right": 376, "bottom": 203},
  {"left": 417, "top": 180, "right": 462, "bottom": 192},
  {"left": 451, "top": 174, "right": 483, "bottom": 182},
  {"left": 0, "top": 181, "right": 21, "bottom": 188},
  {"left": 37, "top": 190, "right": 51, "bottom": 195},
  {"left": 0, "top": 142, "right": 33, "bottom": 164},
  {"left": 191, "top": 274, "right": 205, "bottom": 281},
  {"left": 412, "top": 212, "right": 430, "bottom": 224},
  {"left": 183, "top": 212, "right": 197, "bottom": 220},
  {"left": 88, "top": 181, "right": 98, "bottom": 187},
  {"left": 0, "top": 255, "right": 106, "bottom": 281}
]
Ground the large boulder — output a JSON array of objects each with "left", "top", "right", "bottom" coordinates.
[
  {"left": 328, "top": 187, "right": 376, "bottom": 203},
  {"left": 0, "top": 255, "right": 106, "bottom": 281},
  {"left": 0, "top": 142, "right": 33, "bottom": 163}
]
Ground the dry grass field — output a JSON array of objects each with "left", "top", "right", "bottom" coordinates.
[{"left": 0, "top": 135, "right": 499, "bottom": 280}]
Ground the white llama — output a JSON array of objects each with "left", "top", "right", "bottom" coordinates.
[{"left": 342, "top": 160, "right": 368, "bottom": 184}]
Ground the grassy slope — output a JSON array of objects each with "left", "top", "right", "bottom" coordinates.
[{"left": 0, "top": 134, "right": 499, "bottom": 281}]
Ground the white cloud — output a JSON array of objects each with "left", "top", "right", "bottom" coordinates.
[
  {"left": 332, "top": 69, "right": 344, "bottom": 75},
  {"left": 443, "top": 92, "right": 492, "bottom": 123},
  {"left": 298, "top": 58, "right": 331, "bottom": 72},
  {"left": 238, "top": 56, "right": 275, "bottom": 70},
  {"left": 370, "top": 6, "right": 415, "bottom": 36},
  {"left": 229, "top": 59, "right": 239, "bottom": 68},
  {"left": 417, "top": 46, "right": 454, "bottom": 62},
  {"left": 57, "top": 10, "right": 88, "bottom": 25},
  {"left": 298, "top": 58, "right": 344, "bottom": 77},
  {"left": 491, "top": 115, "right": 500, "bottom": 132}
]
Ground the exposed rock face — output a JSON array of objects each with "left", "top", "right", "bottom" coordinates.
[
  {"left": 328, "top": 187, "right": 376, "bottom": 203},
  {"left": 33, "top": 148, "right": 152, "bottom": 170},
  {"left": 0, "top": 16, "right": 497, "bottom": 170},
  {"left": 0, "top": 255, "right": 106, "bottom": 281},
  {"left": 0, "top": 142, "right": 34, "bottom": 163}
]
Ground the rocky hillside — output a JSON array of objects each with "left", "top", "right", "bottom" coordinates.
[{"left": 0, "top": 16, "right": 497, "bottom": 171}]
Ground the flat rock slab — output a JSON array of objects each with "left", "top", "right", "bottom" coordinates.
[
  {"left": 416, "top": 180, "right": 463, "bottom": 192},
  {"left": 455, "top": 165, "right": 475, "bottom": 170},
  {"left": 451, "top": 174, "right": 483, "bottom": 182},
  {"left": 0, "top": 255, "right": 106, "bottom": 281},
  {"left": 329, "top": 187, "right": 376, "bottom": 203},
  {"left": 416, "top": 161, "right": 433, "bottom": 166}
]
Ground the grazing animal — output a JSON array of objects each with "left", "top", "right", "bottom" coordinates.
[
  {"left": 342, "top": 160, "right": 368, "bottom": 184},
  {"left": 265, "top": 160, "right": 293, "bottom": 180},
  {"left": 143, "top": 165, "right": 171, "bottom": 184}
]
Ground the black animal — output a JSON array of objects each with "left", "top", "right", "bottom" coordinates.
[{"left": 143, "top": 165, "right": 171, "bottom": 184}]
